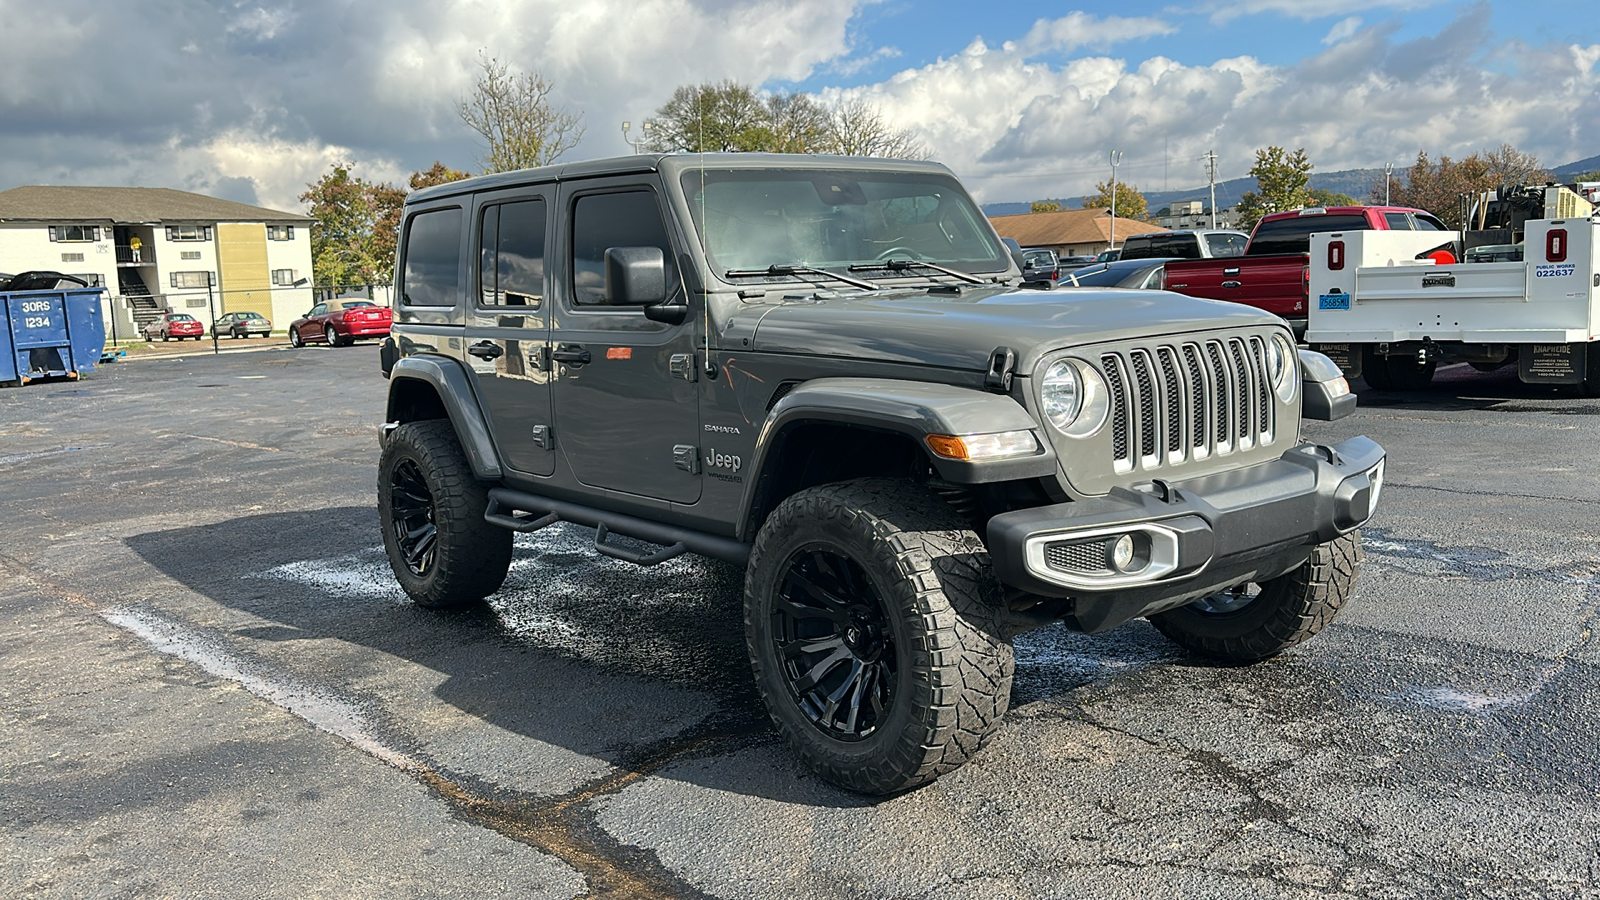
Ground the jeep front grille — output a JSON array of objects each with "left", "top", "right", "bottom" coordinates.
[{"left": 1101, "top": 336, "right": 1276, "bottom": 472}]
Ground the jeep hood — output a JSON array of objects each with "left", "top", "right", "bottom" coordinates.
[{"left": 744, "top": 285, "right": 1280, "bottom": 374}]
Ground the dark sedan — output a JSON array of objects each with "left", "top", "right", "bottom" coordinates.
[
  {"left": 1057, "top": 257, "right": 1178, "bottom": 290},
  {"left": 212, "top": 311, "right": 273, "bottom": 338}
]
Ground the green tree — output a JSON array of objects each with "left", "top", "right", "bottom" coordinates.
[
  {"left": 1030, "top": 200, "right": 1062, "bottom": 213},
  {"left": 1233, "top": 146, "right": 1314, "bottom": 231},
  {"left": 457, "top": 53, "right": 584, "bottom": 173},
  {"left": 1307, "top": 188, "right": 1357, "bottom": 207},
  {"left": 646, "top": 82, "right": 928, "bottom": 159},
  {"left": 301, "top": 165, "right": 403, "bottom": 287},
  {"left": 1082, "top": 180, "right": 1147, "bottom": 220},
  {"left": 409, "top": 161, "right": 470, "bottom": 191}
]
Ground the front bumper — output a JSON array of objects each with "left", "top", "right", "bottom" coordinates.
[{"left": 988, "top": 435, "right": 1384, "bottom": 633}]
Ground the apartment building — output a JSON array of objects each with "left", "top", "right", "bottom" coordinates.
[{"left": 0, "top": 186, "right": 314, "bottom": 339}]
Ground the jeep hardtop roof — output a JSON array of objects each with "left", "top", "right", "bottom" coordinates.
[{"left": 406, "top": 153, "right": 960, "bottom": 206}]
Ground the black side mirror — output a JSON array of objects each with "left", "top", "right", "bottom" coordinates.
[{"left": 604, "top": 247, "right": 668, "bottom": 306}]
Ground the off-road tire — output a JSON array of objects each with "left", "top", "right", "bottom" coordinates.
[
  {"left": 289, "top": 328, "right": 303, "bottom": 348},
  {"left": 378, "top": 420, "right": 512, "bottom": 608},
  {"left": 1149, "top": 530, "right": 1363, "bottom": 662},
  {"left": 745, "top": 478, "right": 1014, "bottom": 795}
]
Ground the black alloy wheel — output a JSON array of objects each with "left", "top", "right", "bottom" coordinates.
[
  {"left": 388, "top": 458, "right": 438, "bottom": 576},
  {"left": 771, "top": 547, "right": 897, "bottom": 742}
]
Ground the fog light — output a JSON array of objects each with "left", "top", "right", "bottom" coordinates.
[{"left": 1108, "top": 534, "right": 1136, "bottom": 572}]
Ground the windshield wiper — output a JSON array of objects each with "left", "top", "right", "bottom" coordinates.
[
  {"left": 724, "top": 265, "right": 881, "bottom": 292},
  {"left": 848, "top": 258, "right": 984, "bottom": 285}
]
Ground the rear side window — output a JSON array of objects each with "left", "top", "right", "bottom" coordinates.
[
  {"left": 1383, "top": 212, "right": 1413, "bottom": 230},
  {"left": 479, "top": 198, "right": 547, "bottom": 307},
  {"left": 1118, "top": 235, "right": 1160, "bottom": 260},
  {"left": 1206, "top": 233, "right": 1248, "bottom": 257},
  {"left": 1247, "top": 215, "right": 1369, "bottom": 256},
  {"left": 1415, "top": 214, "right": 1447, "bottom": 231},
  {"left": 571, "top": 190, "right": 677, "bottom": 306},
  {"left": 401, "top": 208, "right": 463, "bottom": 307}
]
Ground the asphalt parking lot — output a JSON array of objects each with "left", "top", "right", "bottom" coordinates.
[{"left": 2, "top": 346, "right": 1597, "bottom": 899}]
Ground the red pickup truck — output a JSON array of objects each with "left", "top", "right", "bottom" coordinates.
[{"left": 1163, "top": 206, "right": 1449, "bottom": 334}]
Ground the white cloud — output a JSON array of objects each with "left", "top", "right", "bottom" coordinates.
[
  {"left": 827, "top": 10, "right": 1600, "bottom": 205},
  {"left": 1012, "top": 12, "right": 1175, "bottom": 56},
  {"left": 1322, "top": 16, "right": 1363, "bottom": 45}
]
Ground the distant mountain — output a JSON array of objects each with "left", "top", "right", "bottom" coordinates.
[
  {"left": 1552, "top": 154, "right": 1600, "bottom": 179},
  {"left": 985, "top": 155, "right": 1599, "bottom": 217}
]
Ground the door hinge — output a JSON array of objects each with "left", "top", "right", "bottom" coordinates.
[
  {"left": 531, "top": 425, "right": 553, "bottom": 450},
  {"left": 529, "top": 345, "right": 550, "bottom": 371},
  {"left": 673, "top": 444, "right": 700, "bottom": 474},
  {"left": 670, "top": 353, "right": 698, "bottom": 382}
]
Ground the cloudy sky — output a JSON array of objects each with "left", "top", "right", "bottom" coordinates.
[{"left": 0, "top": 0, "right": 1594, "bottom": 213}]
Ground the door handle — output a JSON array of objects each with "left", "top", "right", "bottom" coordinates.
[
  {"left": 467, "top": 341, "right": 504, "bottom": 360},
  {"left": 551, "top": 344, "right": 591, "bottom": 365},
  {"left": 1221, "top": 280, "right": 1242, "bottom": 289}
]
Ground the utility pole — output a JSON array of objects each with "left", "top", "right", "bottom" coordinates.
[
  {"left": 1108, "top": 149, "right": 1123, "bottom": 251},
  {"left": 1204, "top": 150, "right": 1219, "bottom": 229},
  {"left": 1383, "top": 161, "right": 1394, "bottom": 206}
]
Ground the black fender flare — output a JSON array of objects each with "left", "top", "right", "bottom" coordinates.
[
  {"left": 737, "top": 378, "right": 1058, "bottom": 536},
  {"left": 385, "top": 355, "right": 503, "bottom": 480}
]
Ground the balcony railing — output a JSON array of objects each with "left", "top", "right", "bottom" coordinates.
[{"left": 115, "top": 246, "right": 154, "bottom": 265}]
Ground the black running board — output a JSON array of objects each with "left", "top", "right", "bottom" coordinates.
[{"left": 484, "top": 488, "right": 751, "bottom": 567}]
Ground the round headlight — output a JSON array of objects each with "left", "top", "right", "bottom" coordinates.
[
  {"left": 1041, "top": 360, "right": 1081, "bottom": 431},
  {"left": 1270, "top": 335, "right": 1297, "bottom": 401}
]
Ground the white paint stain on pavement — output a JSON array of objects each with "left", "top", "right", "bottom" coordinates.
[
  {"left": 1397, "top": 685, "right": 1530, "bottom": 714},
  {"left": 102, "top": 605, "right": 422, "bottom": 771}
]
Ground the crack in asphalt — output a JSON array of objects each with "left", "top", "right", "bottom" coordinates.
[{"left": 1382, "top": 480, "right": 1600, "bottom": 507}]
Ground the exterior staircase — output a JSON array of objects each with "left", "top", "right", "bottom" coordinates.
[{"left": 117, "top": 270, "right": 163, "bottom": 330}]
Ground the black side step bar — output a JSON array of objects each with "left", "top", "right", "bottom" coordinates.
[{"left": 484, "top": 488, "right": 751, "bottom": 567}]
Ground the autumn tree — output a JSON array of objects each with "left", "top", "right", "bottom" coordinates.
[
  {"left": 1374, "top": 145, "right": 1549, "bottom": 227},
  {"left": 1082, "top": 180, "right": 1147, "bottom": 220},
  {"left": 1233, "top": 146, "right": 1314, "bottom": 231},
  {"left": 647, "top": 82, "right": 928, "bottom": 159},
  {"left": 1030, "top": 200, "right": 1062, "bottom": 213},
  {"left": 301, "top": 165, "right": 404, "bottom": 287},
  {"left": 458, "top": 53, "right": 584, "bottom": 173},
  {"left": 409, "top": 161, "right": 470, "bottom": 191}
]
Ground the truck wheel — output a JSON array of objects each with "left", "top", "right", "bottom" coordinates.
[
  {"left": 745, "top": 479, "right": 1014, "bottom": 795},
  {"left": 378, "top": 420, "right": 512, "bottom": 608},
  {"left": 1385, "top": 356, "right": 1436, "bottom": 390},
  {"left": 1359, "top": 347, "right": 1393, "bottom": 390},
  {"left": 1149, "top": 530, "right": 1362, "bottom": 663}
]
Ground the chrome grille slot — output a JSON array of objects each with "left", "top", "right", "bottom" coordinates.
[
  {"left": 1092, "top": 332, "right": 1279, "bottom": 476},
  {"left": 1102, "top": 353, "right": 1131, "bottom": 468}
]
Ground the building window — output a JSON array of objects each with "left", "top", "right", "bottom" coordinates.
[
  {"left": 48, "top": 225, "right": 100, "bottom": 242},
  {"left": 69, "top": 273, "right": 104, "bottom": 287},
  {"left": 271, "top": 268, "right": 298, "bottom": 286},
  {"left": 180, "top": 250, "right": 202, "bottom": 260},
  {"left": 60, "top": 252, "right": 85, "bottom": 263},
  {"left": 267, "top": 224, "right": 295, "bottom": 241},
  {"left": 165, "top": 225, "right": 213, "bottom": 242},
  {"left": 170, "top": 271, "right": 216, "bottom": 289}
]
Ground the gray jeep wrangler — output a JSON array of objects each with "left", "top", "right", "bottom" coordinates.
[{"left": 376, "top": 153, "right": 1384, "bottom": 794}]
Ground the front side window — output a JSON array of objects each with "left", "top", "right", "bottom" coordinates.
[
  {"left": 400, "top": 208, "right": 463, "bottom": 307},
  {"left": 170, "top": 271, "right": 215, "bottom": 289},
  {"left": 479, "top": 198, "right": 547, "bottom": 306},
  {"left": 166, "top": 225, "right": 213, "bottom": 242},
  {"left": 681, "top": 169, "right": 1007, "bottom": 276},
  {"left": 571, "top": 190, "right": 677, "bottom": 306}
]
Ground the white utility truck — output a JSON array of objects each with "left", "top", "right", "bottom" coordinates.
[{"left": 1305, "top": 186, "right": 1600, "bottom": 395}]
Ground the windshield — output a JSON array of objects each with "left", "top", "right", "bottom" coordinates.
[{"left": 681, "top": 169, "right": 1008, "bottom": 277}]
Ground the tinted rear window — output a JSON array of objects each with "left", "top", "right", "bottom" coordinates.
[
  {"left": 1205, "top": 233, "right": 1248, "bottom": 257},
  {"left": 401, "top": 208, "right": 464, "bottom": 307},
  {"left": 1121, "top": 234, "right": 1198, "bottom": 260},
  {"left": 1247, "top": 214, "right": 1369, "bottom": 256}
]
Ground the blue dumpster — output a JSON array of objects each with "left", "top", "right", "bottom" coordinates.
[{"left": 0, "top": 287, "right": 107, "bottom": 385}]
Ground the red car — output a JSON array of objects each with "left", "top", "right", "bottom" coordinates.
[
  {"left": 142, "top": 312, "right": 205, "bottom": 342},
  {"left": 288, "top": 299, "right": 393, "bottom": 348}
]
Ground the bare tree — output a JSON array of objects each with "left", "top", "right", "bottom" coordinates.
[
  {"left": 826, "top": 98, "right": 928, "bottom": 159},
  {"left": 1481, "top": 143, "right": 1548, "bottom": 186},
  {"left": 765, "top": 93, "right": 832, "bottom": 154},
  {"left": 457, "top": 53, "right": 584, "bottom": 173}
]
